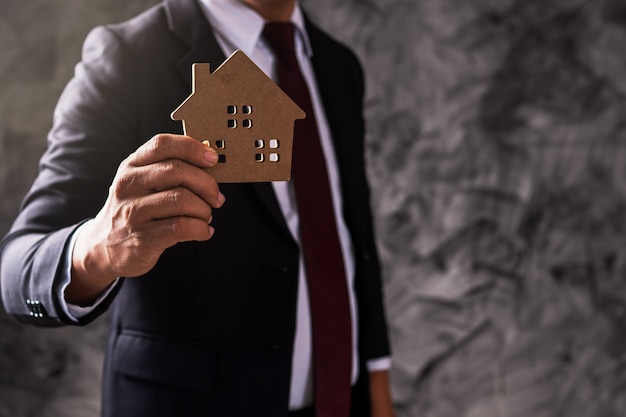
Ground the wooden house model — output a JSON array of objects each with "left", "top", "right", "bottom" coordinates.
[{"left": 171, "top": 50, "right": 305, "bottom": 183}]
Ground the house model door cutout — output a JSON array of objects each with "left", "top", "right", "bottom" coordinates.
[{"left": 171, "top": 50, "right": 305, "bottom": 183}]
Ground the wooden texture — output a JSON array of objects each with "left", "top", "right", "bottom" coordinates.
[
  {"left": 171, "top": 51, "right": 304, "bottom": 183},
  {"left": 2, "top": 0, "right": 626, "bottom": 416}
]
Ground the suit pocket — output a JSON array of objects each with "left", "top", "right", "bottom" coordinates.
[{"left": 112, "top": 331, "right": 216, "bottom": 392}]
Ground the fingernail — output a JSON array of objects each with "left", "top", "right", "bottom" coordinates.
[
  {"left": 204, "top": 148, "right": 218, "bottom": 164},
  {"left": 218, "top": 192, "right": 226, "bottom": 206}
]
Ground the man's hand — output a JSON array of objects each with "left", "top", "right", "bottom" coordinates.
[
  {"left": 66, "top": 134, "right": 224, "bottom": 305},
  {"left": 370, "top": 369, "right": 396, "bottom": 417}
]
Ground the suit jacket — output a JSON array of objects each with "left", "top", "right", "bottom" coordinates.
[{"left": 0, "top": 0, "right": 390, "bottom": 415}]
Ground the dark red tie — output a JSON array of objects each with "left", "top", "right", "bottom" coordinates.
[{"left": 262, "top": 22, "right": 352, "bottom": 417}]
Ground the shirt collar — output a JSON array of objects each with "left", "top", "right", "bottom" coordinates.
[{"left": 197, "top": 0, "right": 313, "bottom": 58}]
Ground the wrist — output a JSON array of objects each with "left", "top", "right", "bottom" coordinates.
[
  {"left": 66, "top": 221, "right": 117, "bottom": 306},
  {"left": 369, "top": 369, "right": 395, "bottom": 417}
]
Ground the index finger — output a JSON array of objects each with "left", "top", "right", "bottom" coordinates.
[{"left": 130, "top": 134, "right": 218, "bottom": 169}]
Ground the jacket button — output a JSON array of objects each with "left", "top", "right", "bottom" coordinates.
[{"left": 26, "top": 299, "right": 46, "bottom": 318}]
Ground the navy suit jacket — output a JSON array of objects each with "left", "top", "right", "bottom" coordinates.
[{"left": 0, "top": 0, "right": 390, "bottom": 415}]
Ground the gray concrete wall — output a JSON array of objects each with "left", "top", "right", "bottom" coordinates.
[{"left": 3, "top": 1, "right": 626, "bottom": 416}]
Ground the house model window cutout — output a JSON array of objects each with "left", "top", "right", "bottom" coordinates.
[{"left": 171, "top": 50, "right": 305, "bottom": 183}]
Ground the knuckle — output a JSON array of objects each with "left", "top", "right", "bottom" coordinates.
[
  {"left": 167, "top": 159, "right": 192, "bottom": 179},
  {"left": 112, "top": 173, "right": 134, "bottom": 198},
  {"left": 167, "top": 188, "right": 187, "bottom": 210},
  {"left": 150, "top": 134, "right": 174, "bottom": 154},
  {"left": 160, "top": 159, "right": 179, "bottom": 176},
  {"left": 169, "top": 218, "right": 210, "bottom": 242},
  {"left": 119, "top": 154, "right": 133, "bottom": 169},
  {"left": 169, "top": 217, "right": 182, "bottom": 236}
]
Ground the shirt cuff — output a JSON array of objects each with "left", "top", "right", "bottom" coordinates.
[
  {"left": 57, "top": 220, "right": 119, "bottom": 322},
  {"left": 366, "top": 356, "right": 392, "bottom": 372}
]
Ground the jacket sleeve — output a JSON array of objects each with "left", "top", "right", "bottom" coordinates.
[
  {"left": 0, "top": 26, "right": 139, "bottom": 326},
  {"left": 349, "top": 52, "right": 391, "bottom": 364},
  {"left": 323, "top": 39, "right": 391, "bottom": 363}
]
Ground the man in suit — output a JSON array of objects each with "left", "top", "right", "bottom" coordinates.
[{"left": 0, "top": 0, "right": 393, "bottom": 416}]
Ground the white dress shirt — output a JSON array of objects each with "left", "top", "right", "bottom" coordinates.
[
  {"left": 60, "top": 0, "right": 390, "bottom": 411},
  {"left": 198, "top": 1, "right": 358, "bottom": 408}
]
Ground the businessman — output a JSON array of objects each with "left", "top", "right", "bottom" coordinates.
[{"left": 0, "top": 0, "right": 393, "bottom": 416}]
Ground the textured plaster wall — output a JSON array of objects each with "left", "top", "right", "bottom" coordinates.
[
  {"left": 3, "top": 1, "right": 626, "bottom": 416},
  {"left": 303, "top": 1, "right": 626, "bottom": 416}
]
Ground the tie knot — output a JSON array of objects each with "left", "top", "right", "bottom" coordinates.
[{"left": 262, "top": 22, "right": 296, "bottom": 57}]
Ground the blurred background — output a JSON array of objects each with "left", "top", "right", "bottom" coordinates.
[{"left": 2, "top": 0, "right": 626, "bottom": 416}]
